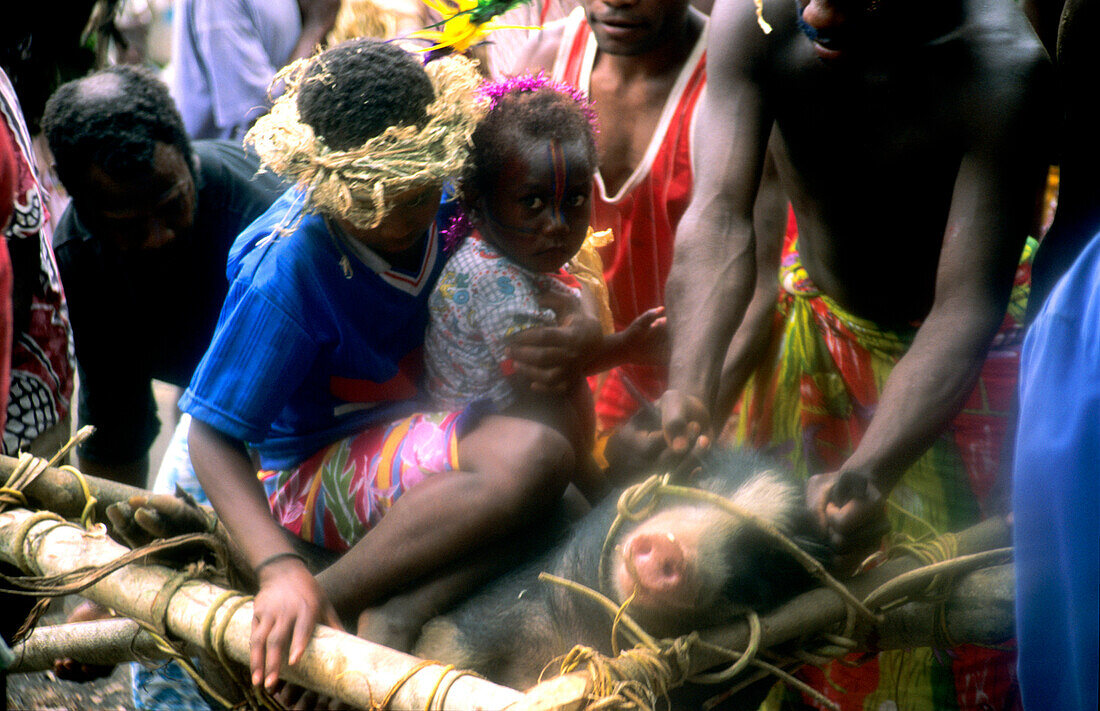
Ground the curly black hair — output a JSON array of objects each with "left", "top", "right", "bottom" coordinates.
[
  {"left": 42, "top": 65, "right": 192, "bottom": 193},
  {"left": 461, "top": 86, "right": 599, "bottom": 203},
  {"left": 297, "top": 38, "right": 435, "bottom": 151}
]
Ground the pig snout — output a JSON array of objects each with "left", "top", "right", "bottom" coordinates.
[
  {"left": 626, "top": 532, "right": 685, "bottom": 592},
  {"left": 620, "top": 531, "right": 699, "bottom": 609}
]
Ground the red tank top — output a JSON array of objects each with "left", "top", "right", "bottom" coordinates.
[{"left": 552, "top": 9, "right": 707, "bottom": 430}]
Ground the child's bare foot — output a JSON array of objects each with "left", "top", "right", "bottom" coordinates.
[{"left": 52, "top": 599, "right": 116, "bottom": 681}]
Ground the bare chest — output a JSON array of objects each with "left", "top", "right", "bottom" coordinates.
[{"left": 589, "top": 74, "right": 676, "bottom": 196}]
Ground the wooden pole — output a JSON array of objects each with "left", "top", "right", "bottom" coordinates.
[
  {"left": 692, "top": 516, "right": 1014, "bottom": 666},
  {"left": 876, "top": 563, "right": 1014, "bottom": 649},
  {"left": 7, "top": 619, "right": 171, "bottom": 673},
  {"left": 0, "top": 507, "right": 524, "bottom": 710},
  {"left": 1, "top": 453, "right": 145, "bottom": 524},
  {"left": 0, "top": 453, "right": 337, "bottom": 578}
]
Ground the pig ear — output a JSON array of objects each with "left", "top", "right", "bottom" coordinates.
[
  {"left": 721, "top": 530, "right": 807, "bottom": 610},
  {"left": 721, "top": 567, "right": 774, "bottom": 610}
]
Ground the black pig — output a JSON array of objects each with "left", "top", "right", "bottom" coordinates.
[{"left": 413, "top": 448, "right": 830, "bottom": 693}]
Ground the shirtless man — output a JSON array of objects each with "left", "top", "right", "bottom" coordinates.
[
  {"left": 659, "top": 0, "right": 1052, "bottom": 707},
  {"left": 516, "top": 0, "right": 786, "bottom": 434}
]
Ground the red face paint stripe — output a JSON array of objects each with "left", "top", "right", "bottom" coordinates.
[{"left": 549, "top": 139, "right": 567, "bottom": 224}]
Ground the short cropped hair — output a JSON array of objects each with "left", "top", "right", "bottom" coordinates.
[
  {"left": 43, "top": 65, "right": 192, "bottom": 193},
  {"left": 297, "top": 38, "right": 435, "bottom": 151}
]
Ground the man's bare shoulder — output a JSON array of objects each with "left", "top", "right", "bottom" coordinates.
[
  {"left": 951, "top": 0, "right": 1053, "bottom": 130},
  {"left": 706, "top": 0, "right": 800, "bottom": 79},
  {"left": 512, "top": 19, "right": 570, "bottom": 75},
  {"left": 957, "top": 0, "right": 1050, "bottom": 82}
]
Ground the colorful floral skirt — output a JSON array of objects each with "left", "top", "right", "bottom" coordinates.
[{"left": 259, "top": 410, "right": 466, "bottom": 552}]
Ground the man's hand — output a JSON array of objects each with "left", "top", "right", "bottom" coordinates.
[
  {"left": 508, "top": 291, "right": 602, "bottom": 392},
  {"left": 272, "top": 680, "right": 347, "bottom": 710},
  {"left": 105, "top": 488, "right": 216, "bottom": 563},
  {"left": 657, "top": 389, "right": 712, "bottom": 460},
  {"left": 251, "top": 556, "right": 343, "bottom": 690},
  {"left": 603, "top": 407, "right": 666, "bottom": 482},
  {"left": 604, "top": 390, "right": 712, "bottom": 480},
  {"left": 806, "top": 469, "right": 891, "bottom": 573}
]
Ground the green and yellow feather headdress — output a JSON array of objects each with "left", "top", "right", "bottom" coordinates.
[{"left": 411, "top": 0, "right": 539, "bottom": 53}]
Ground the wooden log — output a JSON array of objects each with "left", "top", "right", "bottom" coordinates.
[
  {"left": 0, "top": 508, "right": 523, "bottom": 710},
  {"left": 508, "top": 674, "right": 590, "bottom": 711},
  {"left": 7, "top": 619, "right": 171, "bottom": 673},
  {"left": 691, "top": 516, "right": 1014, "bottom": 669},
  {"left": 876, "top": 563, "right": 1014, "bottom": 649},
  {"left": 0, "top": 453, "right": 337, "bottom": 578},
  {"left": 1, "top": 453, "right": 146, "bottom": 524}
]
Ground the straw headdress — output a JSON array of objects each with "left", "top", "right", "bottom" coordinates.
[{"left": 245, "top": 50, "right": 487, "bottom": 230}]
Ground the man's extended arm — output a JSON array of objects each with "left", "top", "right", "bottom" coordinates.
[
  {"left": 54, "top": 225, "right": 158, "bottom": 488},
  {"left": 713, "top": 143, "right": 787, "bottom": 423},
  {"left": 662, "top": 0, "right": 774, "bottom": 437},
  {"left": 808, "top": 51, "right": 1055, "bottom": 558}
]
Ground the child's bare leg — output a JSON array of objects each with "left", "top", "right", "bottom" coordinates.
[
  {"left": 316, "top": 415, "right": 573, "bottom": 621},
  {"left": 357, "top": 483, "right": 591, "bottom": 652}
]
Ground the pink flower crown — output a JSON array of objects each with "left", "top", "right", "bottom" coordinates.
[{"left": 476, "top": 72, "right": 599, "bottom": 131}]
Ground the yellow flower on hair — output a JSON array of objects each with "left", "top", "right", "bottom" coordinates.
[{"left": 411, "top": 0, "right": 535, "bottom": 53}]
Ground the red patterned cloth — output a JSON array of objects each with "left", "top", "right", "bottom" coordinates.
[
  {"left": 0, "top": 70, "right": 74, "bottom": 455},
  {"left": 260, "top": 410, "right": 466, "bottom": 552}
]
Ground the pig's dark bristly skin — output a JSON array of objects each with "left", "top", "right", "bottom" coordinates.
[{"left": 414, "top": 448, "right": 831, "bottom": 695}]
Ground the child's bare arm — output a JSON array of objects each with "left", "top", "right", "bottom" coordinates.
[
  {"left": 509, "top": 290, "right": 667, "bottom": 389},
  {"left": 188, "top": 419, "right": 342, "bottom": 690},
  {"left": 591, "top": 306, "right": 667, "bottom": 371},
  {"left": 506, "top": 290, "right": 603, "bottom": 392}
]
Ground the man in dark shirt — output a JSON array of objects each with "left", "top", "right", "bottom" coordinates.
[{"left": 44, "top": 65, "right": 285, "bottom": 490}]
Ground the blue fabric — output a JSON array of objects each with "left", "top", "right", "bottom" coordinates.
[
  {"left": 132, "top": 656, "right": 211, "bottom": 711},
  {"left": 171, "top": 0, "right": 300, "bottom": 140},
  {"left": 181, "top": 189, "right": 448, "bottom": 469},
  {"left": 1012, "top": 230, "right": 1100, "bottom": 711}
]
